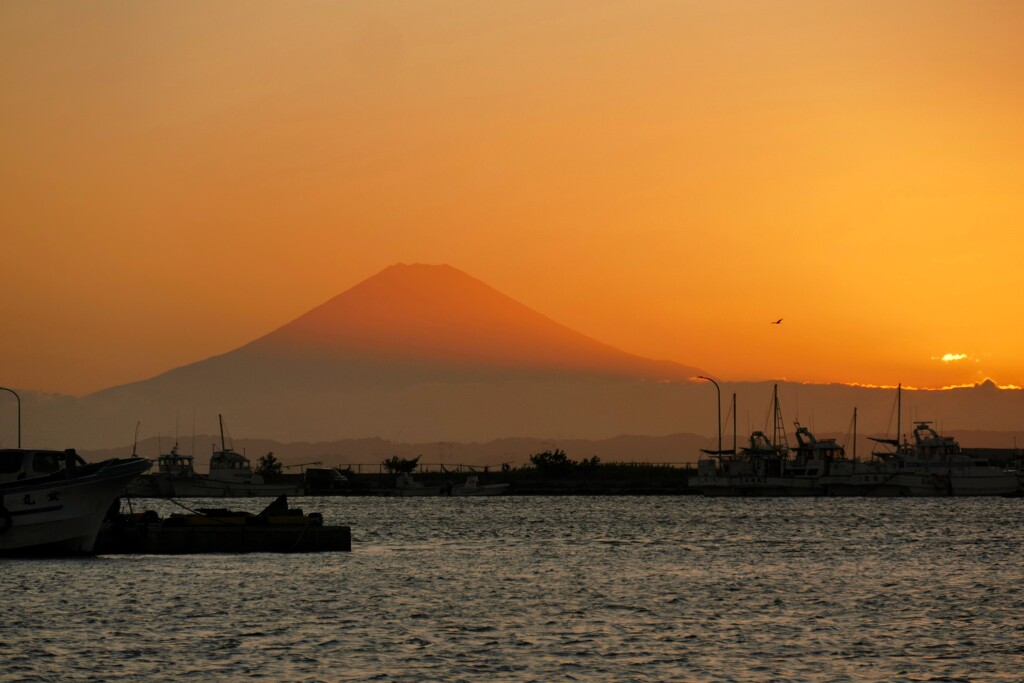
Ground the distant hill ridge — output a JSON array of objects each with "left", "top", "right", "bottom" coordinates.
[{"left": 81, "top": 433, "right": 717, "bottom": 470}]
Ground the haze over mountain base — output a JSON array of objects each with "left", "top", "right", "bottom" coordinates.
[{"left": 15, "top": 380, "right": 1024, "bottom": 456}]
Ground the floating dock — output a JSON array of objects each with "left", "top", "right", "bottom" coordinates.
[{"left": 96, "top": 496, "right": 351, "bottom": 554}]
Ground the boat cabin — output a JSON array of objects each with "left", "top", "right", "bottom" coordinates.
[
  {"left": 912, "top": 422, "right": 962, "bottom": 458},
  {"left": 157, "top": 444, "right": 196, "bottom": 477},
  {"left": 0, "top": 449, "right": 87, "bottom": 485},
  {"left": 208, "top": 447, "right": 262, "bottom": 484}
]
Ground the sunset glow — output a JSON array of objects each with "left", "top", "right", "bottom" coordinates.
[{"left": 2, "top": 1, "right": 1024, "bottom": 395}]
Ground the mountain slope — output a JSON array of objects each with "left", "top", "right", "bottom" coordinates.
[{"left": 239, "top": 263, "right": 699, "bottom": 380}]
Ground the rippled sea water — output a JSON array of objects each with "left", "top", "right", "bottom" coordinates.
[{"left": 3, "top": 497, "right": 1023, "bottom": 682}]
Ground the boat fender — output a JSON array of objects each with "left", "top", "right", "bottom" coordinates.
[{"left": 0, "top": 502, "right": 11, "bottom": 534}]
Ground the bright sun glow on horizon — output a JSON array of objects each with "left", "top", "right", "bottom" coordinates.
[{"left": 2, "top": 2, "right": 1024, "bottom": 395}]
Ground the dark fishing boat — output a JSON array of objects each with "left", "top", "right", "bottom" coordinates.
[{"left": 0, "top": 448, "right": 150, "bottom": 555}]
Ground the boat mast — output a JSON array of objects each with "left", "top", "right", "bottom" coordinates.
[
  {"left": 771, "top": 384, "right": 787, "bottom": 450},
  {"left": 771, "top": 384, "right": 778, "bottom": 447},
  {"left": 732, "top": 393, "right": 737, "bottom": 455},
  {"left": 219, "top": 414, "right": 226, "bottom": 452},
  {"left": 852, "top": 407, "right": 858, "bottom": 463},
  {"left": 897, "top": 384, "right": 902, "bottom": 454}
]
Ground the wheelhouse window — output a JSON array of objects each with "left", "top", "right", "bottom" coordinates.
[{"left": 32, "top": 452, "right": 62, "bottom": 474}]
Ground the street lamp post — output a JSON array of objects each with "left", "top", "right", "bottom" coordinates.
[
  {"left": 0, "top": 386, "right": 21, "bottom": 448},
  {"left": 696, "top": 376, "right": 721, "bottom": 455}
]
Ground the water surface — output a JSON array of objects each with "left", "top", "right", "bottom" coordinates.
[{"left": 4, "top": 497, "right": 1023, "bottom": 681}]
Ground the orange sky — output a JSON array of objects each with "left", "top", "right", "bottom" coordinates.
[{"left": 2, "top": 1, "right": 1023, "bottom": 396}]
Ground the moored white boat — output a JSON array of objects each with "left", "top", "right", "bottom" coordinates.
[
  {"left": 126, "top": 417, "right": 305, "bottom": 498},
  {"left": 825, "top": 386, "right": 1019, "bottom": 497},
  {"left": 452, "top": 475, "right": 509, "bottom": 496},
  {"left": 850, "top": 421, "right": 1019, "bottom": 497},
  {"left": 124, "top": 443, "right": 193, "bottom": 497},
  {"left": 689, "top": 385, "right": 834, "bottom": 496},
  {"left": 0, "top": 449, "right": 151, "bottom": 555},
  {"left": 389, "top": 472, "right": 445, "bottom": 497},
  {"left": 167, "top": 421, "right": 303, "bottom": 497}
]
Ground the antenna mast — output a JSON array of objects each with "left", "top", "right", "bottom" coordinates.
[
  {"left": 853, "top": 407, "right": 858, "bottom": 463},
  {"left": 132, "top": 420, "right": 141, "bottom": 457}
]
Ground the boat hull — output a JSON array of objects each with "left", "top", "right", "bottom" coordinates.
[
  {"left": 389, "top": 486, "right": 446, "bottom": 497},
  {"left": 0, "top": 458, "right": 151, "bottom": 555},
  {"left": 822, "top": 469, "right": 1019, "bottom": 497},
  {"left": 453, "top": 484, "right": 510, "bottom": 496},
  {"left": 137, "top": 474, "right": 304, "bottom": 498},
  {"left": 688, "top": 475, "right": 824, "bottom": 497}
]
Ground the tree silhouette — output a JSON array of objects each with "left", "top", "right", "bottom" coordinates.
[
  {"left": 255, "top": 451, "right": 283, "bottom": 480},
  {"left": 529, "top": 449, "right": 575, "bottom": 475},
  {"left": 382, "top": 455, "right": 421, "bottom": 474}
]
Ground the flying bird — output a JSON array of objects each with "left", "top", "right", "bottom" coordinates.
[{"left": 771, "top": 318, "right": 783, "bottom": 325}]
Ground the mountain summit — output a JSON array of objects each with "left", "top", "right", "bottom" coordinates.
[{"left": 245, "top": 263, "right": 699, "bottom": 381}]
